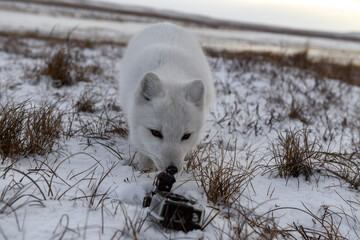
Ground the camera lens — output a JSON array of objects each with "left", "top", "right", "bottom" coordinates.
[
  {"left": 166, "top": 166, "right": 178, "bottom": 175},
  {"left": 192, "top": 213, "right": 199, "bottom": 223}
]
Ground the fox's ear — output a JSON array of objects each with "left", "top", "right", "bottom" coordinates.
[
  {"left": 185, "top": 79, "right": 204, "bottom": 108},
  {"left": 139, "top": 72, "right": 163, "bottom": 101}
]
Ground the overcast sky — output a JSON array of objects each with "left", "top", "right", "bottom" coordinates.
[{"left": 95, "top": 0, "right": 360, "bottom": 33}]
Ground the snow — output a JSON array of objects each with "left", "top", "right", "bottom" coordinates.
[{"left": 1, "top": 1, "right": 360, "bottom": 240}]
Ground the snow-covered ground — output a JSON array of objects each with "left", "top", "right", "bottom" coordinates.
[{"left": 1, "top": 1, "right": 360, "bottom": 239}]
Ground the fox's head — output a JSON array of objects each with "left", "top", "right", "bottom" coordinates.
[{"left": 129, "top": 72, "right": 205, "bottom": 172}]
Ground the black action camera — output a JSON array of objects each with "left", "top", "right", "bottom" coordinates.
[{"left": 143, "top": 166, "right": 204, "bottom": 232}]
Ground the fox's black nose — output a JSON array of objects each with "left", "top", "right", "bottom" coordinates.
[{"left": 166, "top": 166, "right": 178, "bottom": 175}]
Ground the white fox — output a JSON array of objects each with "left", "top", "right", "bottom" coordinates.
[{"left": 119, "top": 23, "right": 215, "bottom": 172}]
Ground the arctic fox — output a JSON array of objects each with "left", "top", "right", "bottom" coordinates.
[{"left": 119, "top": 23, "right": 215, "bottom": 172}]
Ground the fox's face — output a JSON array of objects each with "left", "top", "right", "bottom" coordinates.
[{"left": 129, "top": 72, "right": 205, "bottom": 172}]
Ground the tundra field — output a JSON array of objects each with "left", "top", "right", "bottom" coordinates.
[{"left": 1, "top": 1, "right": 360, "bottom": 239}]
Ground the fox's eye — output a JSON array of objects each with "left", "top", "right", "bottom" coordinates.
[
  {"left": 150, "top": 129, "right": 163, "bottom": 139},
  {"left": 181, "top": 133, "right": 191, "bottom": 141}
]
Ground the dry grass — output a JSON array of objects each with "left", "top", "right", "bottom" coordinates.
[
  {"left": 29, "top": 31, "right": 105, "bottom": 88},
  {"left": 0, "top": 101, "right": 63, "bottom": 163},
  {"left": 41, "top": 46, "right": 92, "bottom": 87},
  {"left": 0, "top": 102, "right": 26, "bottom": 162},
  {"left": 268, "top": 128, "right": 322, "bottom": 181},
  {"left": 288, "top": 99, "right": 310, "bottom": 125},
  {"left": 186, "top": 141, "right": 255, "bottom": 206},
  {"left": 0, "top": 33, "right": 108, "bottom": 89},
  {"left": 77, "top": 106, "right": 128, "bottom": 140},
  {"left": 228, "top": 206, "right": 292, "bottom": 240},
  {"left": 2, "top": 37, "right": 31, "bottom": 57},
  {"left": 286, "top": 204, "right": 348, "bottom": 240},
  {"left": 69, "top": 161, "right": 119, "bottom": 210},
  {"left": 110, "top": 202, "right": 149, "bottom": 240},
  {"left": 268, "top": 128, "right": 360, "bottom": 190},
  {"left": 321, "top": 152, "right": 360, "bottom": 190},
  {"left": 220, "top": 202, "right": 351, "bottom": 239},
  {"left": 206, "top": 48, "right": 360, "bottom": 86},
  {"left": 42, "top": 47, "right": 74, "bottom": 87},
  {"left": 0, "top": 181, "right": 45, "bottom": 216},
  {"left": 74, "top": 89, "right": 100, "bottom": 113}
]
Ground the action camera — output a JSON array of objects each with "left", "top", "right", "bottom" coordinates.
[{"left": 143, "top": 166, "right": 204, "bottom": 232}]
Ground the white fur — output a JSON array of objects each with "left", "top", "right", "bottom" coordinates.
[{"left": 119, "top": 23, "right": 215, "bottom": 172}]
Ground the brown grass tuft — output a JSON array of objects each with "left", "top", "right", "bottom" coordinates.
[
  {"left": 0, "top": 101, "right": 63, "bottom": 163},
  {"left": 269, "top": 128, "right": 321, "bottom": 181},
  {"left": 74, "top": 90, "right": 99, "bottom": 113},
  {"left": 288, "top": 99, "right": 310, "bottom": 125},
  {"left": 0, "top": 102, "right": 26, "bottom": 162},
  {"left": 42, "top": 47, "right": 74, "bottom": 87},
  {"left": 268, "top": 128, "right": 360, "bottom": 188},
  {"left": 186, "top": 141, "right": 255, "bottom": 206},
  {"left": 40, "top": 43, "right": 102, "bottom": 88},
  {"left": 41, "top": 46, "right": 91, "bottom": 87}
]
